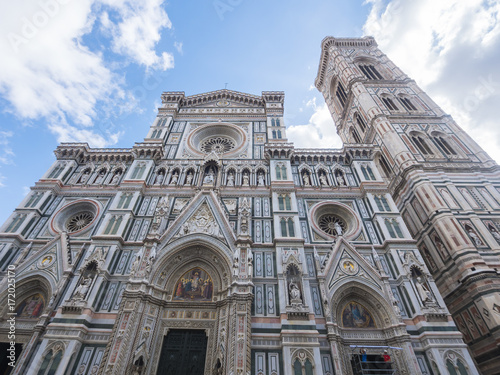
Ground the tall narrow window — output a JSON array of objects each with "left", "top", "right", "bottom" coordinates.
[
  {"left": 359, "top": 64, "right": 383, "bottom": 80},
  {"left": 111, "top": 216, "right": 123, "bottom": 235},
  {"left": 382, "top": 97, "right": 399, "bottom": 111},
  {"left": 272, "top": 130, "right": 277, "bottom": 139},
  {"left": 276, "top": 118, "right": 280, "bottom": 126},
  {"left": 271, "top": 118, "right": 276, "bottom": 127},
  {"left": 287, "top": 218, "right": 295, "bottom": 237},
  {"left": 6, "top": 215, "right": 26, "bottom": 233},
  {"left": 280, "top": 218, "right": 287, "bottom": 237},
  {"left": 385, "top": 219, "right": 396, "bottom": 238},
  {"left": 393, "top": 220, "right": 404, "bottom": 237},
  {"left": 379, "top": 156, "right": 391, "bottom": 178},
  {"left": 374, "top": 196, "right": 383, "bottom": 211},
  {"left": 412, "top": 136, "right": 433, "bottom": 155},
  {"left": 48, "top": 163, "right": 64, "bottom": 179},
  {"left": 285, "top": 195, "right": 291, "bottom": 210},
  {"left": 381, "top": 195, "right": 391, "bottom": 211},
  {"left": 277, "top": 130, "right": 282, "bottom": 139},
  {"left": 399, "top": 97, "right": 417, "bottom": 111},
  {"left": 336, "top": 81, "right": 348, "bottom": 108},
  {"left": 276, "top": 165, "right": 282, "bottom": 180},
  {"left": 355, "top": 113, "right": 367, "bottom": 133},
  {"left": 104, "top": 216, "right": 116, "bottom": 235},
  {"left": 434, "top": 136, "right": 457, "bottom": 155},
  {"left": 361, "top": 165, "right": 369, "bottom": 180},
  {"left": 366, "top": 165, "right": 375, "bottom": 180},
  {"left": 278, "top": 195, "right": 285, "bottom": 210},
  {"left": 351, "top": 128, "right": 362, "bottom": 143}
]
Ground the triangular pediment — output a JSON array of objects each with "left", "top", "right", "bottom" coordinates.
[
  {"left": 13, "top": 236, "right": 68, "bottom": 287},
  {"left": 160, "top": 190, "right": 236, "bottom": 251},
  {"left": 321, "top": 238, "right": 383, "bottom": 292},
  {"left": 182, "top": 89, "right": 264, "bottom": 109}
]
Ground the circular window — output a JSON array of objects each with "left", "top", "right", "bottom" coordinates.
[
  {"left": 66, "top": 212, "right": 94, "bottom": 232},
  {"left": 186, "top": 123, "right": 247, "bottom": 157},
  {"left": 309, "top": 201, "right": 361, "bottom": 240},
  {"left": 200, "top": 136, "right": 236, "bottom": 154},
  {"left": 318, "top": 214, "right": 347, "bottom": 236},
  {"left": 50, "top": 200, "right": 100, "bottom": 235}
]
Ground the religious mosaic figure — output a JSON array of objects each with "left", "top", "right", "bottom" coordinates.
[
  {"left": 173, "top": 268, "right": 213, "bottom": 301},
  {"left": 16, "top": 293, "right": 45, "bottom": 318},
  {"left": 342, "top": 301, "right": 375, "bottom": 328}
]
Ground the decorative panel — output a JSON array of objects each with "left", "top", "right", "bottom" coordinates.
[
  {"left": 305, "top": 253, "right": 315, "bottom": 277},
  {"left": 255, "top": 252, "right": 263, "bottom": 277},
  {"left": 266, "top": 285, "right": 276, "bottom": 315},
  {"left": 265, "top": 253, "right": 274, "bottom": 277},
  {"left": 268, "top": 353, "right": 280, "bottom": 375},
  {"left": 255, "top": 285, "right": 264, "bottom": 315},
  {"left": 264, "top": 220, "right": 272, "bottom": 243}
]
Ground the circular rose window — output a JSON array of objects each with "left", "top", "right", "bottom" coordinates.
[
  {"left": 186, "top": 123, "right": 247, "bottom": 157},
  {"left": 50, "top": 200, "right": 100, "bottom": 235},
  {"left": 318, "top": 214, "right": 347, "bottom": 236},
  {"left": 309, "top": 201, "right": 361, "bottom": 240},
  {"left": 200, "top": 136, "right": 236, "bottom": 154},
  {"left": 66, "top": 212, "right": 94, "bottom": 232}
]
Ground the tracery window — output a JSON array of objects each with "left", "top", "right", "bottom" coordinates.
[
  {"left": 276, "top": 164, "right": 287, "bottom": 180},
  {"left": 399, "top": 96, "right": 418, "bottom": 111},
  {"left": 280, "top": 217, "right": 295, "bottom": 237},
  {"left": 336, "top": 81, "right": 348, "bottom": 108},
  {"left": 374, "top": 195, "right": 390, "bottom": 211},
  {"left": 131, "top": 162, "right": 147, "bottom": 179},
  {"left": 434, "top": 135, "right": 457, "bottom": 155},
  {"left": 360, "top": 164, "right": 376, "bottom": 180},
  {"left": 385, "top": 218, "right": 404, "bottom": 238},
  {"left": 382, "top": 96, "right": 399, "bottom": 111},
  {"left": 411, "top": 135, "right": 434, "bottom": 155},
  {"left": 6, "top": 214, "right": 26, "bottom": 233},
  {"left": 104, "top": 215, "right": 123, "bottom": 235},
  {"left": 117, "top": 193, "right": 133, "bottom": 209},
  {"left": 359, "top": 64, "right": 383, "bottom": 80},
  {"left": 278, "top": 194, "right": 292, "bottom": 210}
]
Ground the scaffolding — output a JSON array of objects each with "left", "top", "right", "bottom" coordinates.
[{"left": 349, "top": 345, "right": 401, "bottom": 375}]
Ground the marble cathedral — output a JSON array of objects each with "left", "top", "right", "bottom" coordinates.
[{"left": 0, "top": 36, "right": 499, "bottom": 375}]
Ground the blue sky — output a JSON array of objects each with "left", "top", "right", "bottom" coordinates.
[{"left": 1, "top": 0, "right": 500, "bottom": 224}]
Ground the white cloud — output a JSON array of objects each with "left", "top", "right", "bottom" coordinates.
[
  {"left": 364, "top": 0, "right": 500, "bottom": 163},
  {"left": 174, "top": 41, "right": 183, "bottom": 55},
  {"left": 0, "top": 0, "right": 174, "bottom": 147},
  {"left": 0, "top": 131, "right": 14, "bottom": 165},
  {"left": 288, "top": 99, "right": 343, "bottom": 149}
]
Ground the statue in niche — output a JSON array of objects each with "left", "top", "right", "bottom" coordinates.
[
  {"left": 336, "top": 172, "right": 346, "bottom": 186},
  {"left": 185, "top": 171, "right": 193, "bottom": 185},
  {"left": 203, "top": 167, "right": 216, "bottom": 185},
  {"left": 434, "top": 235, "right": 448, "bottom": 259},
  {"left": 242, "top": 172, "right": 250, "bottom": 186},
  {"left": 233, "top": 255, "right": 239, "bottom": 277},
  {"left": 416, "top": 277, "right": 434, "bottom": 303},
  {"left": 319, "top": 173, "right": 329, "bottom": 186},
  {"left": 422, "top": 247, "right": 437, "bottom": 271},
  {"left": 257, "top": 172, "right": 265, "bottom": 186},
  {"left": 247, "top": 249, "right": 253, "bottom": 277},
  {"left": 487, "top": 223, "right": 500, "bottom": 242},
  {"left": 170, "top": 171, "right": 179, "bottom": 185},
  {"left": 289, "top": 282, "right": 302, "bottom": 304},
  {"left": 73, "top": 277, "right": 92, "bottom": 300},
  {"left": 79, "top": 170, "right": 90, "bottom": 184},
  {"left": 111, "top": 170, "right": 121, "bottom": 184},
  {"left": 465, "top": 224, "right": 484, "bottom": 246},
  {"left": 95, "top": 170, "right": 106, "bottom": 184},
  {"left": 155, "top": 170, "right": 164, "bottom": 185},
  {"left": 302, "top": 172, "right": 311, "bottom": 186},
  {"left": 227, "top": 172, "right": 235, "bottom": 186}
]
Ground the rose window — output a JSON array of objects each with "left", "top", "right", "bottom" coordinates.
[
  {"left": 318, "top": 214, "right": 347, "bottom": 236},
  {"left": 200, "top": 136, "right": 236, "bottom": 154},
  {"left": 66, "top": 212, "right": 94, "bottom": 233}
]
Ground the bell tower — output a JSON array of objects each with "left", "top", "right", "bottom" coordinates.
[{"left": 315, "top": 36, "right": 500, "bottom": 374}]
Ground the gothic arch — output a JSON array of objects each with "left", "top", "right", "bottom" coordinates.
[
  {"left": 151, "top": 235, "right": 233, "bottom": 294},
  {"left": 330, "top": 282, "right": 399, "bottom": 328}
]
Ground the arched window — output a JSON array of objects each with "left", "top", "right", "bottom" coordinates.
[
  {"left": 131, "top": 163, "right": 146, "bottom": 179},
  {"left": 278, "top": 195, "right": 291, "bottom": 210},
  {"left": 278, "top": 195, "right": 285, "bottom": 210},
  {"left": 434, "top": 135, "right": 457, "bottom": 155},
  {"left": 276, "top": 164, "right": 287, "bottom": 180},
  {"left": 37, "top": 349, "right": 63, "bottom": 375},
  {"left": 151, "top": 129, "right": 158, "bottom": 138},
  {"left": 6, "top": 214, "right": 26, "bottom": 233},
  {"left": 271, "top": 118, "right": 276, "bottom": 127},
  {"left": 374, "top": 195, "right": 383, "bottom": 211},
  {"left": 378, "top": 156, "right": 391, "bottom": 178},
  {"left": 336, "top": 81, "right": 348, "bottom": 108},
  {"left": 411, "top": 135, "right": 434, "bottom": 155},
  {"left": 272, "top": 130, "right": 277, "bottom": 139},
  {"left": 351, "top": 128, "right": 362, "bottom": 143},
  {"left": 381, "top": 195, "right": 390, "bottom": 211},
  {"left": 385, "top": 218, "right": 404, "bottom": 238},
  {"left": 359, "top": 64, "right": 383, "bottom": 80},
  {"left": 277, "top": 130, "right": 282, "bottom": 139},
  {"left": 276, "top": 118, "right": 281, "bottom": 126},
  {"left": 355, "top": 112, "right": 367, "bottom": 133},
  {"left": 281, "top": 218, "right": 295, "bottom": 237},
  {"left": 382, "top": 96, "right": 399, "bottom": 111},
  {"left": 399, "top": 96, "right": 417, "bottom": 111},
  {"left": 48, "top": 163, "right": 65, "bottom": 179},
  {"left": 285, "top": 195, "right": 291, "bottom": 210},
  {"left": 276, "top": 164, "right": 282, "bottom": 180}
]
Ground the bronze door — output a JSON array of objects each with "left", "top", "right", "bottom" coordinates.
[{"left": 156, "top": 329, "right": 208, "bottom": 375}]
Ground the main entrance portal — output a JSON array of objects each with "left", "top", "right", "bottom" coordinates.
[{"left": 156, "top": 329, "right": 208, "bottom": 375}]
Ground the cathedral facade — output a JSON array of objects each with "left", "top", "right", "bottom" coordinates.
[{"left": 0, "top": 36, "right": 497, "bottom": 375}]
